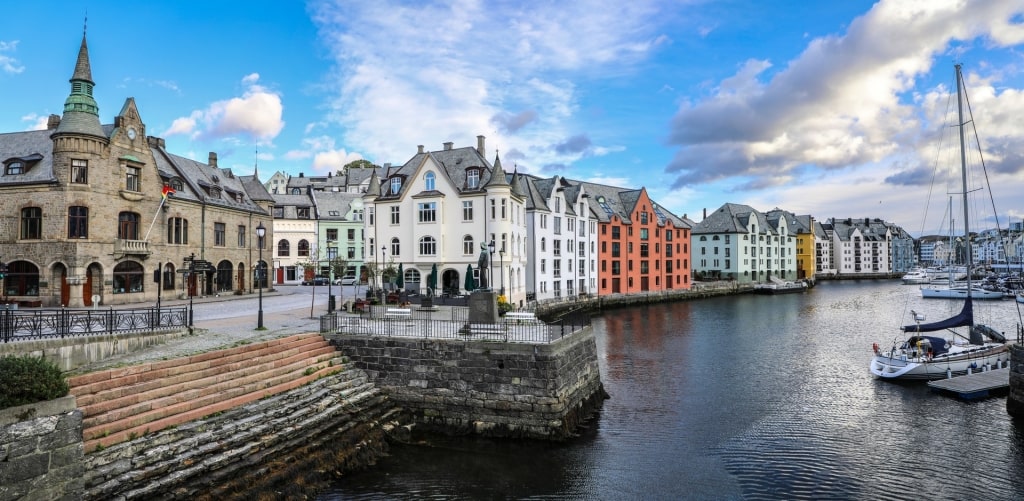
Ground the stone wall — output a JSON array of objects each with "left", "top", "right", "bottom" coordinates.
[
  {"left": 0, "top": 396, "right": 83, "bottom": 501},
  {"left": 1008, "top": 345, "right": 1024, "bottom": 418},
  {"left": 330, "top": 326, "right": 606, "bottom": 440},
  {"left": 0, "top": 328, "right": 192, "bottom": 372},
  {"left": 81, "top": 367, "right": 401, "bottom": 500}
]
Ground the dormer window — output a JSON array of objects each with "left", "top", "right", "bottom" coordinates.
[
  {"left": 390, "top": 177, "right": 402, "bottom": 195},
  {"left": 467, "top": 169, "right": 480, "bottom": 189},
  {"left": 5, "top": 161, "right": 24, "bottom": 175}
]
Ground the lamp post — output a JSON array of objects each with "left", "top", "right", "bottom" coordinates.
[
  {"left": 487, "top": 240, "right": 495, "bottom": 291},
  {"left": 381, "top": 246, "right": 387, "bottom": 302},
  {"left": 256, "top": 222, "right": 265, "bottom": 330},
  {"left": 499, "top": 247, "right": 505, "bottom": 296}
]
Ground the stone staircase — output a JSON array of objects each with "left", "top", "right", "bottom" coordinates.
[{"left": 68, "top": 333, "right": 344, "bottom": 452}]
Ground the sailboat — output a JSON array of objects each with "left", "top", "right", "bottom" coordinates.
[{"left": 870, "top": 65, "right": 1013, "bottom": 381}]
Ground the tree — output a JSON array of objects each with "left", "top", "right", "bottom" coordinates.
[{"left": 336, "top": 159, "right": 380, "bottom": 177}]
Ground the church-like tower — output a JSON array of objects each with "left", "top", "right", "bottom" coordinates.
[{"left": 51, "top": 32, "right": 109, "bottom": 186}]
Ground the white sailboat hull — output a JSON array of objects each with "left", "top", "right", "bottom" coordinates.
[
  {"left": 920, "top": 285, "right": 1004, "bottom": 300},
  {"left": 870, "top": 344, "right": 1010, "bottom": 381}
]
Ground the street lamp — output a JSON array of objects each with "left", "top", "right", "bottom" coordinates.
[
  {"left": 499, "top": 246, "right": 505, "bottom": 296},
  {"left": 487, "top": 240, "right": 495, "bottom": 291},
  {"left": 381, "top": 245, "right": 387, "bottom": 302},
  {"left": 256, "top": 222, "right": 265, "bottom": 329}
]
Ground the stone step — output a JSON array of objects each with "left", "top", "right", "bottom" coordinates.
[
  {"left": 73, "top": 333, "right": 347, "bottom": 452},
  {"left": 81, "top": 347, "right": 341, "bottom": 431},
  {"left": 83, "top": 360, "right": 349, "bottom": 452},
  {"left": 70, "top": 333, "right": 326, "bottom": 400}
]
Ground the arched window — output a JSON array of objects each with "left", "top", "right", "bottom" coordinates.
[
  {"left": 425, "top": 171, "right": 435, "bottom": 191},
  {"left": 277, "top": 239, "right": 290, "bottom": 257},
  {"left": 162, "top": 263, "right": 176, "bottom": 291},
  {"left": 404, "top": 268, "right": 421, "bottom": 285},
  {"left": 390, "top": 237, "right": 400, "bottom": 257},
  {"left": 113, "top": 261, "right": 144, "bottom": 294},
  {"left": 298, "top": 239, "right": 310, "bottom": 257},
  {"left": 419, "top": 236, "right": 436, "bottom": 256},
  {"left": 3, "top": 261, "right": 40, "bottom": 296},
  {"left": 463, "top": 235, "right": 474, "bottom": 255},
  {"left": 118, "top": 212, "right": 140, "bottom": 240}
]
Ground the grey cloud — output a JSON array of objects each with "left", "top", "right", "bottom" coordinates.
[
  {"left": 554, "top": 134, "right": 592, "bottom": 155},
  {"left": 491, "top": 110, "right": 538, "bottom": 133}
]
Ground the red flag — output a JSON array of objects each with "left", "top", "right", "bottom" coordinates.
[{"left": 161, "top": 184, "right": 175, "bottom": 200}]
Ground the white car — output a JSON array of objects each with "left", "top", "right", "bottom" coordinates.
[{"left": 334, "top": 275, "right": 357, "bottom": 286}]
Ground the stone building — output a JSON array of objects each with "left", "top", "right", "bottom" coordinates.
[{"left": 0, "top": 34, "right": 272, "bottom": 307}]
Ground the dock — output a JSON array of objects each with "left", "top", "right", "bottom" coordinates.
[{"left": 927, "top": 367, "right": 1010, "bottom": 400}]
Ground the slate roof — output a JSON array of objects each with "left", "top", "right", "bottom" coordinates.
[
  {"left": 271, "top": 193, "right": 315, "bottom": 219},
  {"left": 694, "top": 203, "right": 777, "bottom": 235},
  {"left": 375, "top": 144, "right": 496, "bottom": 201},
  {"left": 311, "top": 191, "right": 363, "bottom": 221},
  {"left": 153, "top": 147, "right": 268, "bottom": 214},
  {"left": 0, "top": 129, "right": 58, "bottom": 185}
]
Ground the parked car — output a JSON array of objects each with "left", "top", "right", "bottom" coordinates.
[
  {"left": 334, "top": 275, "right": 358, "bottom": 286},
  {"left": 301, "top": 277, "right": 329, "bottom": 286}
]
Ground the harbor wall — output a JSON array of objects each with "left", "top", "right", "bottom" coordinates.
[
  {"left": 0, "top": 396, "right": 83, "bottom": 501},
  {"left": 329, "top": 326, "right": 606, "bottom": 440},
  {"left": 1008, "top": 345, "right": 1024, "bottom": 418}
]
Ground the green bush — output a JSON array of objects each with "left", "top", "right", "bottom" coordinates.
[{"left": 0, "top": 355, "right": 69, "bottom": 410}]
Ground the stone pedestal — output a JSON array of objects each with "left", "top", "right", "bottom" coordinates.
[{"left": 468, "top": 289, "right": 498, "bottom": 324}]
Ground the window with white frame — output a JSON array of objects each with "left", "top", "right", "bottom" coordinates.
[
  {"left": 419, "top": 236, "right": 437, "bottom": 255},
  {"left": 418, "top": 202, "right": 436, "bottom": 223},
  {"left": 462, "top": 201, "right": 473, "bottom": 221},
  {"left": 425, "top": 171, "right": 435, "bottom": 190}
]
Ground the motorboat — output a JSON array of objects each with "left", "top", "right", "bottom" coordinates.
[
  {"left": 753, "top": 280, "right": 808, "bottom": 295},
  {"left": 901, "top": 269, "right": 931, "bottom": 285},
  {"left": 920, "top": 283, "right": 1005, "bottom": 300}
]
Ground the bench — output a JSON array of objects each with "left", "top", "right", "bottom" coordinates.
[
  {"left": 505, "top": 312, "right": 537, "bottom": 322},
  {"left": 384, "top": 308, "right": 411, "bottom": 319}
]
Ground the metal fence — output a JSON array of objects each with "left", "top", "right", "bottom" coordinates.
[
  {"left": 1, "top": 306, "right": 189, "bottom": 343},
  {"left": 320, "top": 306, "right": 590, "bottom": 344}
]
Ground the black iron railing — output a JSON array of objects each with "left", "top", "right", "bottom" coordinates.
[{"left": 1, "top": 307, "right": 189, "bottom": 343}]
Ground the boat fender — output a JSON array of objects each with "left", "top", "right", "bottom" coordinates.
[{"left": 872, "top": 342, "right": 879, "bottom": 354}]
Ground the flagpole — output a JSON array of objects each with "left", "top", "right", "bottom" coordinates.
[{"left": 144, "top": 196, "right": 167, "bottom": 242}]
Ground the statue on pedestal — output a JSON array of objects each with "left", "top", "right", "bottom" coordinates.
[{"left": 477, "top": 242, "right": 490, "bottom": 289}]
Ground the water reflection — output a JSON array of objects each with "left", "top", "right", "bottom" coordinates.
[{"left": 320, "top": 281, "right": 1024, "bottom": 500}]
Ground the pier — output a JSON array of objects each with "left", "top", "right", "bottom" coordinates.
[{"left": 927, "top": 367, "right": 1010, "bottom": 400}]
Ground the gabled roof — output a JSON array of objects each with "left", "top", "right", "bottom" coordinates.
[
  {"left": 312, "top": 190, "right": 363, "bottom": 221},
  {"left": 377, "top": 144, "right": 494, "bottom": 201}
]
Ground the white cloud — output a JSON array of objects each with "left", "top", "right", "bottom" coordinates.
[
  {"left": 164, "top": 74, "right": 284, "bottom": 142},
  {"left": 0, "top": 40, "right": 25, "bottom": 74},
  {"left": 665, "top": 0, "right": 1024, "bottom": 193},
  {"left": 20, "top": 113, "right": 49, "bottom": 130},
  {"left": 308, "top": 0, "right": 670, "bottom": 168},
  {"left": 313, "top": 149, "right": 363, "bottom": 173}
]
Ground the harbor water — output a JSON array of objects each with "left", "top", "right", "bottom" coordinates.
[{"left": 319, "top": 280, "right": 1024, "bottom": 500}]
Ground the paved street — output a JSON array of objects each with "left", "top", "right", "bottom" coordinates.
[{"left": 68, "top": 284, "right": 365, "bottom": 374}]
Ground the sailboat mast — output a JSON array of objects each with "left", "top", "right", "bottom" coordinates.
[{"left": 955, "top": 64, "right": 972, "bottom": 292}]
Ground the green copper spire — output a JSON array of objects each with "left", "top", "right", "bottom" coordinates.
[{"left": 54, "top": 32, "right": 106, "bottom": 138}]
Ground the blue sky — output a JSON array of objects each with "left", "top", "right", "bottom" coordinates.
[{"left": 3, "top": 1, "right": 1024, "bottom": 236}]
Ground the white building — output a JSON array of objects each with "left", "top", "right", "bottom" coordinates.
[
  {"left": 270, "top": 191, "right": 317, "bottom": 284},
  {"left": 363, "top": 137, "right": 527, "bottom": 305},
  {"left": 692, "top": 203, "right": 797, "bottom": 283}
]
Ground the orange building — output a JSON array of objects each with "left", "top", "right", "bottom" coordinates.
[{"left": 579, "top": 184, "right": 693, "bottom": 295}]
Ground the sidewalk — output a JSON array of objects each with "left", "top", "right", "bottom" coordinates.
[{"left": 67, "top": 289, "right": 324, "bottom": 375}]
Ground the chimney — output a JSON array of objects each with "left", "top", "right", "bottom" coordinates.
[
  {"left": 477, "top": 135, "right": 486, "bottom": 154},
  {"left": 417, "top": 145, "right": 424, "bottom": 154},
  {"left": 46, "top": 114, "right": 61, "bottom": 130},
  {"left": 443, "top": 142, "right": 453, "bottom": 151},
  {"left": 299, "top": 172, "right": 304, "bottom": 178},
  {"left": 209, "top": 152, "right": 218, "bottom": 167},
  {"left": 703, "top": 208, "right": 707, "bottom": 219}
]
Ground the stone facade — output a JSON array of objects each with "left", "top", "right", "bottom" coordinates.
[
  {"left": 0, "top": 34, "right": 274, "bottom": 308},
  {"left": 331, "top": 327, "right": 606, "bottom": 440},
  {"left": 0, "top": 396, "right": 84, "bottom": 501}
]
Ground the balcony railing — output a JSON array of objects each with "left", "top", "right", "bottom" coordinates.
[{"left": 114, "top": 239, "right": 151, "bottom": 258}]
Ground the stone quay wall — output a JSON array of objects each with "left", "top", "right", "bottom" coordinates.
[
  {"left": 1008, "top": 345, "right": 1024, "bottom": 418},
  {"left": 0, "top": 396, "right": 84, "bottom": 501},
  {"left": 1, "top": 329, "right": 192, "bottom": 372},
  {"left": 81, "top": 367, "right": 401, "bottom": 500},
  {"left": 329, "top": 326, "right": 606, "bottom": 440}
]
